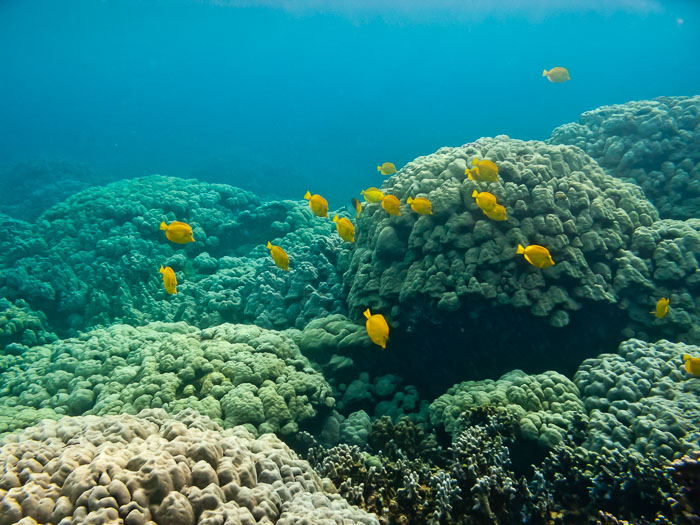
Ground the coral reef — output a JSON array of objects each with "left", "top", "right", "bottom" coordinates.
[
  {"left": 574, "top": 338, "right": 700, "bottom": 459},
  {"left": 429, "top": 369, "right": 584, "bottom": 449},
  {"left": 0, "top": 322, "right": 334, "bottom": 437},
  {"left": 549, "top": 96, "right": 700, "bottom": 220},
  {"left": 0, "top": 160, "right": 112, "bottom": 222},
  {"left": 0, "top": 175, "right": 348, "bottom": 334},
  {"left": 0, "top": 409, "right": 378, "bottom": 525},
  {"left": 0, "top": 297, "right": 56, "bottom": 351}
]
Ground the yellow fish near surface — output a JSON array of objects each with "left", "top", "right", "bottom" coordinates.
[
  {"left": 159, "top": 265, "right": 177, "bottom": 294},
  {"left": 377, "top": 162, "right": 397, "bottom": 176},
  {"left": 364, "top": 308, "right": 389, "bottom": 349},
  {"left": 381, "top": 194, "right": 401, "bottom": 216},
  {"left": 350, "top": 197, "right": 362, "bottom": 217},
  {"left": 160, "top": 221, "right": 194, "bottom": 244},
  {"left": 651, "top": 297, "right": 670, "bottom": 319},
  {"left": 682, "top": 354, "right": 700, "bottom": 376},
  {"left": 543, "top": 67, "right": 571, "bottom": 83},
  {"left": 333, "top": 214, "right": 355, "bottom": 242},
  {"left": 361, "top": 187, "right": 385, "bottom": 203},
  {"left": 466, "top": 157, "right": 499, "bottom": 183},
  {"left": 517, "top": 244, "right": 555, "bottom": 269},
  {"left": 266, "top": 241, "right": 289, "bottom": 271},
  {"left": 484, "top": 203, "right": 507, "bottom": 221},
  {"left": 472, "top": 190, "right": 497, "bottom": 213},
  {"left": 406, "top": 196, "right": 432, "bottom": 215},
  {"left": 304, "top": 191, "right": 329, "bottom": 218}
]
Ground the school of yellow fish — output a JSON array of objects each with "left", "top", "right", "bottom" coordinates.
[{"left": 152, "top": 70, "right": 699, "bottom": 369}]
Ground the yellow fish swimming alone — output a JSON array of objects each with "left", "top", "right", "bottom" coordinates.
[
  {"left": 159, "top": 265, "right": 177, "bottom": 294},
  {"left": 361, "top": 187, "right": 385, "bottom": 203},
  {"left": 517, "top": 244, "right": 555, "bottom": 269},
  {"left": 304, "top": 191, "right": 329, "bottom": 218},
  {"left": 333, "top": 214, "right": 355, "bottom": 242},
  {"left": 472, "top": 190, "right": 497, "bottom": 213},
  {"left": 364, "top": 308, "right": 389, "bottom": 349},
  {"left": 381, "top": 195, "right": 401, "bottom": 216},
  {"left": 682, "top": 354, "right": 700, "bottom": 376},
  {"left": 406, "top": 196, "right": 432, "bottom": 215},
  {"left": 484, "top": 203, "right": 507, "bottom": 221},
  {"left": 350, "top": 197, "right": 362, "bottom": 217},
  {"left": 651, "top": 297, "right": 670, "bottom": 319},
  {"left": 160, "top": 221, "right": 194, "bottom": 244},
  {"left": 543, "top": 67, "right": 571, "bottom": 83},
  {"left": 267, "top": 241, "right": 289, "bottom": 271},
  {"left": 377, "top": 162, "right": 397, "bottom": 176},
  {"left": 466, "top": 157, "right": 499, "bottom": 183}
]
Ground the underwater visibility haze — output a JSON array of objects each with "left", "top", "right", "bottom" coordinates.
[{"left": 1, "top": 1, "right": 700, "bottom": 524}]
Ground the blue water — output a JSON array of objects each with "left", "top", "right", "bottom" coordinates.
[{"left": 0, "top": 0, "right": 698, "bottom": 208}]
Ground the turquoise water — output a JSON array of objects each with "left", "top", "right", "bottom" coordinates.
[{"left": 1, "top": 0, "right": 698, "bottom": 206}]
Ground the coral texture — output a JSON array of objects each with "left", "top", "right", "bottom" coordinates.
[
  {"left": 0, "top": 175, "right": 347, "bottom": 334},
  {"left": 0, "top": 409, "right": 378, "bottom": 525},
  {"left": 548, "top": 95, "right": 700, "bottom": 220},
  {"left": 0, "top": 322, "right": 334, "bottom": 437},
  {"left": 574, "top": 338, "right": 700, "bottom": 458}
]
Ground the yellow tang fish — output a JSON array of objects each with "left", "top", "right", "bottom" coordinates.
[
  {"left": 304, "top": 191, "right": 328, "bottom": 218},
  {"left": 517, "top": 244, "right": 555, "bottom": 269},
  {"left": 333, "top": 214, "right": 355, "bottom": 242},
  {"left": 364, "top": 308, "right": 389, "bottom": 349},
  {"left": 543, "top": 67, "right": 571, "bottom": 83},
  {"left": 466, "top": 157, "right": 499, "bottom": 182},
  {"left": 160, "top": 221, "right": 194, "bottom": 244},
  {"left": 377, "top": 162, "right": 397, "bottom": 176},
  {"left": 651, "top": 297, "right": 669, "bottom": 319},
  {"left": 361, "top": 187, "right": 384, "bottom": 203},
  {"left": 381, "top": 194, "right": 401, "bottom": 216},
  {"left": 267, "top": 241, "right": 289, "bottom": 271},
  {"left": 484, "top": 203, "right": 507, "bottom": 221},
  {"left": 472, "top": 190, "right": 497, "bottom": 213},
  {"left": 159, "top": 265, "right": 177, "bottom": 294},
  {"left": 406, "top": 196, "right": 432, "bottom": 215},
  {"left": 350, "top": 197, "right": 362, "bottom": 217},
  {"left": 682, "top": 354, "right": 700, "bottom": 376}
]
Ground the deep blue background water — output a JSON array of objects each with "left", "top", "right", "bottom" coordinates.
[{"left": 1, "top": 0, "right": 698, "bottom": 209}]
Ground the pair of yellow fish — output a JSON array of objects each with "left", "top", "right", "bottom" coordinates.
[
  {"left": 360, "top": 188, "right": 433, "bottom": 216},
  {"left": 158, "top": 220, "right": 196, "bottom": 295},
  {"left": 466, "top": 157, "right": 499, "bottom": 183},
  {"left": 472, "top": 190, "right": 507, "bottom": 221}
]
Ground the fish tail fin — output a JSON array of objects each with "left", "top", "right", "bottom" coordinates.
[
  {"left": 472, "top": 157, "right": 479, "bottom": 166},
  {"left": 363, "top": 308, "right": 371, "bottom": 320},
  {"left": 407, "top": 197, "right": 413, "bottom": 204},
  {"left": 159, "top": 265, "right": 164, "bottom": 273},
  {"left": 377, "top": 166, "right": 381, "bottom": 171},
  {"left": 266, "top": 241, "right": 272, "bottom": 249},
  {"left": 304, "top": 191, "right": 311, "bottom": 200},
  {"left": 517, "top": 244, "right": 525, "bottom": 254},
  {"left": 542, "top": 69, "right": 548, "bottom": 77},
  {"left": 160, "top": 221, "right": 167, "bottom": 230},
  {"left": 472, "top": 190, "right": 478, "bottom": 198},
  {"left": 333, "top": 214, "right": 339, "bottom": 223},
  {"left": 683, "top": 354, "right": 691, "bottom": 362}
]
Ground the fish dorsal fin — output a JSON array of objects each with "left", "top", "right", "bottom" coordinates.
[
  {"left": 267, "top": 241, "right": 272, "bottom": 249},
  {"left": 304, "top": 191, "right": 311, "bottom": 199},
  {"left": 333, "top": 214, "right": 339, "bottom": 223},
  {"left": 363, "top": 308, "right": 371, "bottom": 320}
]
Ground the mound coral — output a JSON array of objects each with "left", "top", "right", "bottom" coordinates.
[
  {"left": 0, "top": 175, "right": 348, "bottom": 334},
  {"left": 574, "top": 338, "right": 700, "bottom": 459},
  {"left": 548, "top": 95, "right": 700, "bottom": 220},
  {"left": 0, "top": 322, "right": 335, "bottom": 437},
  {"left": 0, "top": 409, "right": 378, "bottom": 525},
  {"left": 429, "top": 370, "right": 584, "bottom": 449}
]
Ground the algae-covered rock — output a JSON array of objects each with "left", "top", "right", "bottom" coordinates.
[
  {"left": 0, "top": 322, "right": 334, "bottom": 437},
  {"left": 575, "top": 338, "right": 700, "bottom": 459}
]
